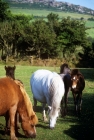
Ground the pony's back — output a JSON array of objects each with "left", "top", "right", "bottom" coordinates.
[
  {"left": 0, "top": 77, "right": 20, "bottom": 115},
  {"left": 30, "top": 69, "right": 64, "bottom": 105}
]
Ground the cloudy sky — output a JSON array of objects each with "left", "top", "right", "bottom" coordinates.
[{"left": 56, "top": 0, "right": 94, "bottom": 10}]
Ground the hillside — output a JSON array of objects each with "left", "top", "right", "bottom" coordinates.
[{"left": 4, "top": 0, "right": 94, "bottom": 15}]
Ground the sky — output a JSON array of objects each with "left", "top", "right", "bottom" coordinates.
[{"left": 56, "top": 0, "right": 94, "bottom": 10}]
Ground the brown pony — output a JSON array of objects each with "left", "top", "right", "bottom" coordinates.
[
  {"left": 0, "top": 77, "right": 38, "bottom": 140},
  {"left": 71, "top": 69, "right": 85, "bottom": 114},
  {"left": 4, "top": 65, "right": 21, "bottom": 132}
]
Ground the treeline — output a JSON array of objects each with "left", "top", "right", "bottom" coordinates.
[{"left": 0, "top": 0, "right": 94, "bottom": 67}]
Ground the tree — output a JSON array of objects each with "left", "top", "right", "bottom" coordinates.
[
  {"left": 78, "top": 38, "right": 94, "bottom": 67},
  {"left": 27, "top": 19, "right": 56, "bottom": 59},
  {"left": 0, "top": 21, "right": 24, "bottom": 62},
  {"left": 47, "top": 12, "right": 60, "bottom": 34},
  {"left": 57, "top": 17, "right": 88, "bottom": 58},
  {"left": 0, "top": 0, "right": 11, "bottom": 21}
]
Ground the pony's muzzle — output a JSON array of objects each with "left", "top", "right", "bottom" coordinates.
[
  {"left": 50, "top": 127, "right": 54, "bottom": 130},
  {"left": 24, "top": 131, "right": 36, "bottom": 138},
  {"left": 31, "top": 133, "right": 36, "bottom": 138}
]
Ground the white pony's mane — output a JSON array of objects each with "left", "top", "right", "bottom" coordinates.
[{"left": 49, "top": 76, "right": 63, "bottom": 108}]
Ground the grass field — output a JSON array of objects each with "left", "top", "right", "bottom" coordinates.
[
  {"left": 0, "top": 65, "right": 94, "bottom": 140},
  {"left": 10, "top": 8, "right": 93, "bottom": 19},
  {"left": 85, "top": 20, "right": 94, "bottom": 38}
]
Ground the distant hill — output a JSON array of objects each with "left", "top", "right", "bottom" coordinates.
[{"left": 4, "top": 0, "right": 94, "bottom": 15}]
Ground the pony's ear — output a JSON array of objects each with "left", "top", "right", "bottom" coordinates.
[
  {"left": 48, "top": 106, "right": 52, "bottom": 110},
  {"left": 5, "top": 66, "right": 7, "bottom": 70},
  {"left": 14, "top": 65, "right": 16, "bottom": 70},
  {"left": 21, "top": 114, "right": 25, "bottom": 120},
  {"left": 30, "top": 114, "right": 38, "bottom": 125}
]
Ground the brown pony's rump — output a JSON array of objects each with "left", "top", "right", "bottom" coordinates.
[{"left": 0, "top": 77, "right": 38, "bottom": 140}]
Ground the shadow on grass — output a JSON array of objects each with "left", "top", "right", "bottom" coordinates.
[
  {"left": 0, "top": 123, "right": 28, "bottom": 139},
  {"left": 79, "top": 68, "right": 94, "bottom": 82},
  {"left": 63, "top": 93, "right": 94, "bottom": 140},
  {"left": 36, "top": 123, "right": 49, "bottom": 129}
]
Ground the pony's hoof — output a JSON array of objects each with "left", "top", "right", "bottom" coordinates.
[
  {"left": 17, "top": 124, "right": 20, "bottom": 129},
  {"left": 11, "top": 136, "right": 18, "bottom": 140}
]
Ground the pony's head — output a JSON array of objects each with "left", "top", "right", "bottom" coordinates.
[
  {"left": 5, "top": 65, "right": 16, "bottom": 79},
  {"left": 47, "top": 75, "right": 64, "bottom": 129},
  {"left": 21, "top": 112, "right": 38, "bottom": 138},
  {"left": 60, "top": 63, "right": 71, "bottom": 74},
  {"left": 48, "top": 106, "right": 60, "bottom": 129},
  {"left": 14, "top": 80, "right": 38, "bottom": 138}
]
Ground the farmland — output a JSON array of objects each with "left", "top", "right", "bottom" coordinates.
[
  {"left": 10, "top": 8, "right": 93, "bottom": 19},
  {"left": 0, "top": 65, "right": 94, "bottom": 140}
]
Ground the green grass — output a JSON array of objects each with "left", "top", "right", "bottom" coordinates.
[
  {"left": 85, "top": 21, "right": 94, "bottom": 28},
  {"left": 0, "top": 65, "right": 94, "bottom": 140},
  {"left": 85, "top": 20, "right": 94, "bottom": 38},
  {"left": 86, "top": 28, "right": 94, "bottom": 38},
  {"left": 10, "top": 8, "right": 93, "bottom": 19}
]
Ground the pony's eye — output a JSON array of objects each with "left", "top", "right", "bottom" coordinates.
[{"left": 31, "top": 124, "right": 34, "bottom": 127}]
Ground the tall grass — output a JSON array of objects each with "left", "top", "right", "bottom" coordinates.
[{"left": 0, "top": 65, "right": 94, "bottom": 140}]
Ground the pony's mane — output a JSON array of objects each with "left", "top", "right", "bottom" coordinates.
[
  {"left": 49, "top": 76, "right": 63, "bottom": 108},
  {"left": 60, "top": 63, "right": 68, "bottom": 73},
  {"left": 14, "top": 80, "right": 34, "bottom": 117},
  {"left": 71, "top": 69, "right": 80, "bottom": 75}
]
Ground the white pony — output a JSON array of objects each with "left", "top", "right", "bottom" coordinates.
[{"left": 30, "top": 69, "right": 65, "bottom": 129}]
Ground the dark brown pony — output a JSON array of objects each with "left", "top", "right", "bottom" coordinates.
[
  {"left": 0, "top": 77, "right": 38, "bottom": 140},
  {"left": 71, "top": 69, "right": 85, "bottom": 114},
  {"left": 59, "top": 63, "right": 71, "bottom": 116},
  {"left": 5, "top": 65, "right": 23, "bottom": 84},
  {"left": 5, "top": 65, "right": 16, "bottom": 80}
]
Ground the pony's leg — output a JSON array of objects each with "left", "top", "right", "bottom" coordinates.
[
  {"left": 79, "top": 97, "right": 82, "bottom": 111},
  {"left": 77, "top": 93, "right": 82, "bottom": 114},
  {"left": 72, "top": 92, "right": 76, "bottom": 105},
  {"left": 74, "top": 93, "right": 82, "bottom": 115},
  {"left": 42, "top": 103, "right": 48, "bottom": 122},
  {"left": 72, "top": 92, "right": 78, "bottom": 114},
  {"left": 15, "top": 112, "right": 20, "bottom": 136},
  {"left": 64, "top": 90, "right": 68, "bottom": 115},
  {"left": 16, "top": 112, "right": 20, "bottom": 129},
  {"left": 5, "top": 111, "right": 10, "bottom": 135},
  {"left": 33, "top": 97, "right": 37, "bottom": 111},
  {"left": 67, "top": 87, "right": 71, "bottom": 101},
  {"left": 61, "top": 87, "right": 69, "bottom": 117},
  {"left": 9, "top": 105, "right": 18, "bottom": 140},
  {"left": 65, "top": 87, "right": 71, "bottom": 112},
  {"left": 61, "top": 97, "right": 64, "bottom": 117}
]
